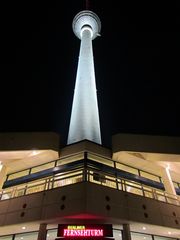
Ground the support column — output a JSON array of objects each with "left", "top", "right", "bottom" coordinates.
[
  {"left": 162, "top": 167, "right": 176, "bottom": 195},
  {"left": 122, "top": 224, "right": 131, "bottom": 240},
  {"left": 37, "top": 223, "right": 47, "bottom": 240},
  {"left": 0, "top": 163, "right": 7, "bottom": 190},
  {"left": 162, "top": 167, "right": 178, "bottom": 204}
]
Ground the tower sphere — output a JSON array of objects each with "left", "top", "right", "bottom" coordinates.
[{"left": 72, "top": 10, "right": 101, "bottom": 40}]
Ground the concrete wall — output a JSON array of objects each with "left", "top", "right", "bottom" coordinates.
[
  {"left": 60, "top": 140, "right": 111, "bottom": 158},
  {"left": 0, "top": 182, "right": 179, "bottom": 229},
  {"left": 0, "top": 132, "right": 60, "bottom": 151},
  {"left": 112, "top": 133, "right": 180, "bottom": 154}
]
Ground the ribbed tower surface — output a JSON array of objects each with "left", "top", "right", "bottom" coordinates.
[
  {"left": 72, "top": 10, "right": 101, "bottom": 40},
  {"left": 67, "top": 10, "right": 102, "bottom": 145}
]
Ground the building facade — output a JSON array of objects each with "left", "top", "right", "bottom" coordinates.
[
  {"left": 0, "top": 9, "right": 180, "bottom": 240},
  {"left": 0, "top": 133, "right": 180, "bottom": 239}
]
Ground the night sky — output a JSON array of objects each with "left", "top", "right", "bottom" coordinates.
[{"left": 0, "top": 0, "right": 179, "bottom": 147}]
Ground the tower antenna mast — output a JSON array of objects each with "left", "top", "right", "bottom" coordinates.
[{"left": 86, "top": 0, "right": 90, "bottom": 10}]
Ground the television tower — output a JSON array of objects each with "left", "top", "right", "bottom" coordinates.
[{"left": 67, "top": 10, "right": 102, "bottom": 145}]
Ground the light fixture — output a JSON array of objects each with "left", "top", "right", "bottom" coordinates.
[
  {"left": 32, "top": 150, "right": 38, "bottom": 156},
  {"left": 168, "top": 231, "right": 171, "bottom": 235},
  {"left": 166, "top": 163, "right": 170, "bottom": 170},
  {"left": 22, "top": 226, "right": 26, "bottom": 230},
  {"left": 0, "top": 161, "right": 2, "bottom": 171},
  {"left": 142, "top": 227, "right": 146, "bottom": 230}
]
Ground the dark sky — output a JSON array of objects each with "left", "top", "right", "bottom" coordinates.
[{"left": 0, "top": 0, "right": 179, "bottom": 147}]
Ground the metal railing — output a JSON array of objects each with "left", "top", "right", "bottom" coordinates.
[{"left": 0, "top": 154, "right": 179, "bottom": 206}]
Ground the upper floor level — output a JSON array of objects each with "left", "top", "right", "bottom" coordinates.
[{"left": 0, "top": 133, "right": 179, "bottom": 232}]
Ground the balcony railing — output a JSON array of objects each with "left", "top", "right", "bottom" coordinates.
[{"left": 0, "top": 152, "right": 179, "bottom": 206}]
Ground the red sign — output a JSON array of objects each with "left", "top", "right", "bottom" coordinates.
[
  {"left": 63, "top": 228, "right": 103, "bottom": 237},
  {"left": 58, "top": 224, "right": 113, "bottom": 238}
]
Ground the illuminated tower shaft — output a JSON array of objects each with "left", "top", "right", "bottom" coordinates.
[{"left": 67, "top": 11, "right": 102, "bottom": 145}]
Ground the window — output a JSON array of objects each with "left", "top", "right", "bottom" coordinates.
[
  {"left": 140, "top": 171, "right": 160, "bottom": 183},
  {"left": 93, "top": 172, "right": 106, "bottom": 183},
  {"left": 154, "top": 236, "right": 176, "bottom": 240},
  {"left": 88, "top": 153, "right": 114, "bottom": 167},
  {"left": 131, "top": 232, "right": 152, "bottom": 240},
  {"left": 0, "top": 236, "right": 13, "bottom": 240},
  {"left": 7, "top": 169, "right": 29, "bottom": 181},
  {"left": 56, "top": 153, "right": 84, "bottom": 166},
  {"left": 31, "top": 162, "right": 55, "bottom": 174},
  {"left": 116, "top": 163, "right": 139, "bottom": 175},
  {"left": 113, "top": 229, "right": 122, "bottom": 240},
  {"left": 14, "top": 232, "right": 38, "bottom": 240},
  {"left": 47, "top": 229, "right": 57, "bottom": 240},
  {"left": 124, "top": 180, "right": 143, "bottom": 196}
]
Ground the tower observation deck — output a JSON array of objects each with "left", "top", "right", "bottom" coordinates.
[{"left": 67, "top": 10, "right": 102, "bottom": 145}]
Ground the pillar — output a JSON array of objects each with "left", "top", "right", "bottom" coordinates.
[
  {"left": 0, "top": 163, "right": 7, "bottom": 190},
  {"left": 122, "top": 224, "right": 131, "bottom": 240},
  {"left": 37, "top": 223, "right": 47, "bottom": 240},
  {"left": 162, "top": 167, "right": 176, "bottom": 195},
  {"left": 162, "top": 167, "right": 178, "bottom": 204}
]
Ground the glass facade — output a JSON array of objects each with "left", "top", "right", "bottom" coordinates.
[
  {"left": 6, "top": 152, "right": 163, "bottom": 185},
  {"left": 88, "top": 153, "right": 114, "bottom": 167},
  {"left": 1, "top": 152, "right": 179, "bottom": 206},
  {"left": 140, "top": 171, "right": 161, "bottom": 182},
  {"left": 131, "top": 232, "right": 153, "bottom": 240},
  {"left": 7, "top": 169, "right": 30, "bottom": 181},
  {"left": 116, "top": 162, "right": 139, "bottom": 175},
  {"left": 57, "top": 152, "right": 84, "bottom": 166},
  {"left": 0, "top": 228, "right": 179, "bottom": 240},
  {"left": 14, "top": 232, "right": 38, "bottom": 240},
  {"left": 46, "top": 229, "right": 57, "bottom": 239},
  {"left": 113, "top": 229, "right": 122, "bottom": 240},
  {"left": 154, "top": 236, "right": 176, "bottom": 240},
  {"left": 0, "top": 236, "right": 13, "bottom": 240},
  {"left": 31, "top": 162, "right": 55, "bottom": 174}
]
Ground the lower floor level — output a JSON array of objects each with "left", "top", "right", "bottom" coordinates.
[{"left": 0, "top": 222, "right": 179, "bottom": 240}]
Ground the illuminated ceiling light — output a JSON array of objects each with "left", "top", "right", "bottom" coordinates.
[
  {"left": 142, "top": 227, "right": 146, "bottom": 230},
  {"left": 47, "top": 234, "right": 50, "bottom": 237},
  {"left": 168, "top": 231, "right": 171, "bottom": 235},
  {"left": 29, "top": 149, "right": 39, "bottom": 157},
  {"left": 32, "top": 150, "right": 38, "bottom": 156},
  {"left": 20, "top": 237, "right": 23, "bottom": 240},
  {"left": 22, "top": 226, "right": 26, "bottom": 230}
]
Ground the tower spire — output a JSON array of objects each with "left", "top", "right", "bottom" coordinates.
[
  {"left": 67, "top": 10, "right": 102, "bottom": 145},
  {"left": 85, "top": 0, "right": 90, "bottom": 10}
]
